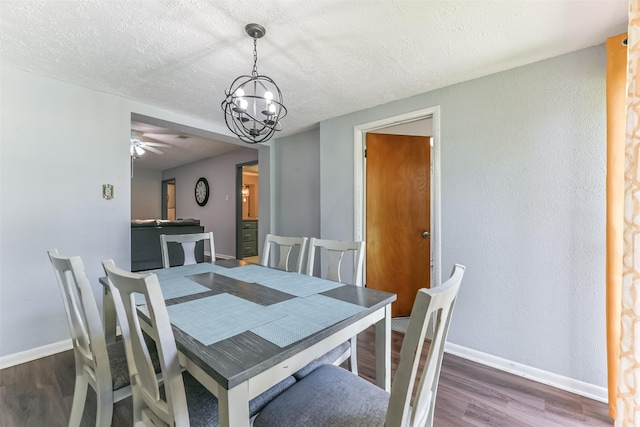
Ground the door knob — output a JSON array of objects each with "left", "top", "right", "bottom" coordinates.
[{"left": 422, "top": 231, "right": 430, "bottom": 238}]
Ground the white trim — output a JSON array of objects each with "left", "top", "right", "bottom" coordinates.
[
  {"left": 444, "top": 342, "right": 608, "bottom": 403},
  {"left": 0, "top": 339, "right": 73, "bottom": 370},
  {"left": 354, "top": 106, "right": 442, "bottom": 286},
  {"left": 215, "top": 253, "right": 235, "bottom": 260}
]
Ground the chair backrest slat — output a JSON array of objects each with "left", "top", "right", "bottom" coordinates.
[
  {"left": 385, "top": 264, "right": 465, "bottom": 427},
  {"left": 306, "top": 238, "right": 365, "bottom": 286},
  {"left": 160, "top": 232, "right": 215, "bottom": 268},
  {"left": 261, "top": 234, "right": 309, "bottom": 273}
]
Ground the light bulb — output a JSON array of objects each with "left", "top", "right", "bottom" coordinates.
[
  {"left": 235, "top": 88, "right": 245, "bottom": 97},
  {"left": 239, "top": 99, "right": 248, "bottom": 111},
  {"left": 268, "top": 103, "right": 277, "bottom": 114},
  {"left": 264, "top": 91, "right": 273, "bottom": 101}
]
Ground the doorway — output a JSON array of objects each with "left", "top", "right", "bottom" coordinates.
[
  {"left": 162, "top": 178, "right": 176, "bottom": 220},
  {"left": 236, "top": 161, "right": 259, "bottom": 261},
  {"left": 354, "top": 106, "right": 441, "bottom": 317}
]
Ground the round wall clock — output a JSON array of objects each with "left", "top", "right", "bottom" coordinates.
[{"left": 195, "top": 177, "right": 209, "bottom": 206}]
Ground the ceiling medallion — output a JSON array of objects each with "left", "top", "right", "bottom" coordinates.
[{"left": 221, "top": 23, "right": 287, "bottom": 144}]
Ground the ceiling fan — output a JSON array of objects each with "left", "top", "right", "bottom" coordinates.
[{"left": 130, "top": 131, "right": 170, "bottom": 158}]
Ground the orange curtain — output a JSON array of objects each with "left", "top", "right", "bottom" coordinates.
[{"left": 606, "top": 32, "right": 627, "bottom": 420}]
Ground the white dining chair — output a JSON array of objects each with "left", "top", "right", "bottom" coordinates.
[
  {"left": 306, "top": 238, "right": 365, "bottom": 286},
  {"left": 102, "top": 259, "right": 296, "bottom": 427},
  {"left": 160, "top": 232, "right": 215, "bottom": 268},
  {"left": 254, "top": 264, "right": 466, "bottom": 427},
  {"left": 260, "top": 234, "right": 308, "bottom": 273},
  {"left": 47, "top": 249, "right": 132, "bottom": 427},
  {"left": 298, "top": 238, "right": 365, "bottom": 376}
]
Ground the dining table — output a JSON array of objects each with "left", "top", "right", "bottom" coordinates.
[{"left": 100, "top": 259, "right": 396, "bottom": 427}]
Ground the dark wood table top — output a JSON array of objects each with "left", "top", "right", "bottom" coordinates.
[{"left": 101, "top": 259, "right": 396, "bottom": 390}]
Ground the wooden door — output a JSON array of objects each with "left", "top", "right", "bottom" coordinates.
[{"left": 366, "top": 133, "right": 431, "bottom": 317}]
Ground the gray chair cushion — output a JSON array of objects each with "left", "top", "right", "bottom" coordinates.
[
  {"left": 106, "top": 340, "right": 129, "bottom": 390},
  {"left": 293, "top": 341, "right": 351, "bottom": 380},
  {"left": 254, "top": 364, "right": 390, "bottom": 427},
  {"left": 180, "top": 372, "right": 296, "bottom": 427},
  {"left": 106, "top": 335, "right": 162, "bottom": 391}
]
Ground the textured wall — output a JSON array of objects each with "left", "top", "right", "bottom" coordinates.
[
  {"left": 162, "top": 148, "right": 258, "bottom": 258},
  {"left": 320, "top": 46, "right": 607, "bottom": 387},
  {"left": 272, "top": 128, "right": 321, "bottom": 238},
  {"left": 0, "top": 65, "right": 239, "bottom": 359},
  {"left": 0, "top": 66, "right": 131, "bottom": 357},
  {"left": 270, "top": 128, "right": 321, "bottom": 267},
  {"left": 131, "top": 167, "right": 162, "bottom": 219},
  {"left": 258, "top": 146, "right": 271, "bottom": 257}
]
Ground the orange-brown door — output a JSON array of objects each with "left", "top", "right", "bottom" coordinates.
[{"left": 366, "top": 133, "right": 431, "bottom": 317}]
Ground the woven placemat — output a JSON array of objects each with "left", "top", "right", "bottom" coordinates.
[
  {"left": 166, "top": 293, "right": 285, "bottom": 346},
  {"left": 251, "top": 294, "right": 365, "bottom": 347}
]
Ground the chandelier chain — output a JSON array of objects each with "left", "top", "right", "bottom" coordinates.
[{"left": 252, "top": 38, "right": 258, "bottom": 77}]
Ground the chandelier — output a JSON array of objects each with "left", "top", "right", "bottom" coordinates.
[{"left": 221, "top": 23, "right": 287, "bottom": 144}]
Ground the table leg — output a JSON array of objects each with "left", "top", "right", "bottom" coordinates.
[
  {"left": 103, "top": 286, "right": 117, "bottom": 345},
  {"left": 375, "top": 304, "right": 392, "bottom": 392},
  {"left": 218, "top": 383, "right": 250, "bottom": 427}
]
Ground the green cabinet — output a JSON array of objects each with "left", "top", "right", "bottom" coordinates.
[{"left": 242, "top": 220, "right": 258, "bottom": 257}]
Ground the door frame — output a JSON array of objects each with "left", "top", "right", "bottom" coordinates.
[
  {"left": 235, "top": 160, "right": 259, "bottom": 259},
  {"left": 353, "top": 106, "right": 442, "bottom": 287},
  {"left": 161, "top": 178, "right": 176, "bottom": 220}
]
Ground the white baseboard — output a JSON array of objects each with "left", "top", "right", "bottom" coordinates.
[
  {"left": 0, "top": 339, "right": 73, "bottom": 370},
  {"left": 444, "top": 342, "right": 608, "bottom": 403}
]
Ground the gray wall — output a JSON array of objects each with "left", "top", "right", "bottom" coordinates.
[
  {"left": 258, "top": 146, "right": 271, "bottom": 256},
  {"left": 270, "top": 128, "right": 321, "bottom": 268},
  {"left": 162, "top": 148, "right": 259, "bottom": 257},
  {"left": 131, "top": 167, "right": 162, "bottom": 219},
  {"left": 0, "top": 66, "right": 131, "bottom": 357},
  {"left": 272, "top": 128, "right": 321, "bottom": 239},
  {"left": 319, "top": 46, "right": 607, "bottom": 387},
  {"left": 0, "top": 64, "right": 240, "bottom": 359}
]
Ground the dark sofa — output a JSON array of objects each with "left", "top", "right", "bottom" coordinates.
[{"left": 131, "top": 219, "right": 205, "bottom": 271}]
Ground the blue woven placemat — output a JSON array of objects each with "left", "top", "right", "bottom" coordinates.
[
  {"left": 166, "top": 293, "right": 285, "bottom": 346},
  {"left": 250, "top": 294, "right": 365, "bottom": 347},
  {"left": 133, "top": 276, "right": 210, "bottom": 305},
  {"left": 216, "top": 265, "right": 344, "bottom": 297}
]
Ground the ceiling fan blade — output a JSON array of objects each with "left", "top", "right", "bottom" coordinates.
[
  {"left": 144, "top": 142, "right": 171, "bottom": 148},
  {"left": 143, "top": 145, "right": 164, "bottom": 155}
]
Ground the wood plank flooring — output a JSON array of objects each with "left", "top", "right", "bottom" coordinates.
[
  {"left": 0, "top": 327, "right": 612, "bottom": 426},
  {"left": 356, "top": 328, "right": 612, "bottom": 426}
]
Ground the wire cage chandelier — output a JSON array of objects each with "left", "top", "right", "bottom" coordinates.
[{"left": 221, "top": 23, "right": 287, "bottom": 144}]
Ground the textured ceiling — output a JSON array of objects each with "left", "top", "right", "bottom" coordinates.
[{"left": 0, "top": 0, "right": 629, "bottom": 169}]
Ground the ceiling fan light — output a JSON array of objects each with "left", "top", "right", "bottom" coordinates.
[{"left": 134, "top": 146, "right": 145, "bottom": 156}]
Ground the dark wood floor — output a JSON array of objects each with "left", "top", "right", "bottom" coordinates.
[{"left": 0, "top": 327, "right": 612, "bottom": 427}]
